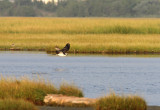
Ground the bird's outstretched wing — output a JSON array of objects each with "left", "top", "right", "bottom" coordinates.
[
  {"left": 61, "top": 43, "right": 70, "bottom": 53},
  {"left": 55, "top": 46, "right": 61, "bottom": 54},
  {"left": 55, "top": 46, "right": 61, "bottom": 51}
]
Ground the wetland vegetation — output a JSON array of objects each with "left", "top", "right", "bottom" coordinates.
[
  {"left": 0, "top": 98, "right": 38, "bottom": 110},
  {"left": 0, "top": 77, "right": 83, "bottom": 105},
  {"left": 0, "top": 77, "right": 147, "bottom": 110},
  {"left": 95, "top": 93, "right": 147, "bottom": 110},
  {"left": 0, "top": 18, "right": 160, "bottom": 54}
]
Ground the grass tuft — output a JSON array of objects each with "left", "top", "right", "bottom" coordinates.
[
  {"left": 0, "top": 98, "right": 38, "bottom": 110},
  {"left": 0, "top": 77, "right": 57, "bottom": 105},
  {"left": 95, "top": 93, "right": 147, "bottom": 110},
  {"left": 58, "top": 83, "right": 84, "bottom": 97}
]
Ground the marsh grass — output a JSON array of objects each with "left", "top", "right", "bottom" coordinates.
[
  {"left": 0, "top": 18, "right": 160, "bottom": 53},
  {"left": 1, "top": 18, "right": 160, "bottom": 34},
  {"left": 0, "top": 77, "right": 57, "bottom": 105},
  {"left": 58, "top": 83, "right": 84, "bottom": 97},
  {"left": 95, "top": 93, "right": 147, "bottom": 110},
  {"left": 0, "top": 77, "right": 83, "bottom": 105},
  {"left": 0, "top": 76, "right": 147, "bottom": 109},
  {"left": 1, "top": 34, "right": 160, "bottom": 53},
  {"left": 0, "top": 98, "right": 38, "bottom": 110}
]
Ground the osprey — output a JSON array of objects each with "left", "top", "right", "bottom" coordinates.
[{"left": 55, "top": 43, "right": 70, "bottom": 56}]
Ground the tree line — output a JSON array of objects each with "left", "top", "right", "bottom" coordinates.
[{"left": 0, "top": 0, "right": 160, "bottom": 17}]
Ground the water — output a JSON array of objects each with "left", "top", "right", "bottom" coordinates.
[{"left": 0, "top": 51, "right": 160, "bottom": 106}]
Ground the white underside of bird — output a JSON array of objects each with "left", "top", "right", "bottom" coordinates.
[{"left": 57, "top": 52, "right": 67, "bottom": 56}]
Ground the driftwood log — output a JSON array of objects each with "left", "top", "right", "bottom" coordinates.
[{"left": 44, "top": 94, "right": 97, "bottom": 107}]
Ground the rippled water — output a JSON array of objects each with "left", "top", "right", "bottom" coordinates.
[{"left": 0, "top": 51, "right": 160, "bottom": 106}]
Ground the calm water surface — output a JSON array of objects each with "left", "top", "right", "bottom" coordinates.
[{"left": 0, "top": 51, "right": 160, "bottom": 106}]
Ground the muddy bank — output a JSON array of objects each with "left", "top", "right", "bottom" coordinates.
[
  {"left": 148, "top": 106, "right": 160, "bottom": 110},
  {"left": 1, "top": 49, "right": 160, "bottom": 55},
  {"left": 38, "top": 106, "right": 160, "bottom": 110},
  {"left": 38, "top": 106, "right": 93, "bottom": 110}
]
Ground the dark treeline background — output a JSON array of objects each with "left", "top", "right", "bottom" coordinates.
[{"left": 0, "top": 0, "right": 160, "bottom": 17}]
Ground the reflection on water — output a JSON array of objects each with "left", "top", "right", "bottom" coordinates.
[{"left": 0, "top": 51, "right": 160, "bottom": 106}]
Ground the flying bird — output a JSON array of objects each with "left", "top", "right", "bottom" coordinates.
[{"left": 55, "top": 43, "right": 70, "bottom": 56}]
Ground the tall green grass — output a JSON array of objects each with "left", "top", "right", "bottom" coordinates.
[
  {"left": 0, "top": 77, "right": 83, "bottom": 105},
  {"left": 0, "top": 99, "right": 38, "bottom": 110},
  {"left": 95, "top": 93, "right": 147, "bottom": 110}
]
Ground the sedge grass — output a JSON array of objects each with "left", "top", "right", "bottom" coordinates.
[
  {"left": 95, "top": 93, "right": 147, "bottom": 110},
  {"left": 0, "top": 99, "right": 38, "bottom": 110},
  {"left": 0, "top": 77, "right": 83, "bottom": 105}
]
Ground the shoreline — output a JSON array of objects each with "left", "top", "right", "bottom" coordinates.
[
  {"left": 38, "top": 106, "right": 160, "bottom": 110},
  {"left": 1, "top": 49, "right": 160, "bottom": 55},
  {"left": 148, "top": 106, "right": 160, "bottom": 110}
]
